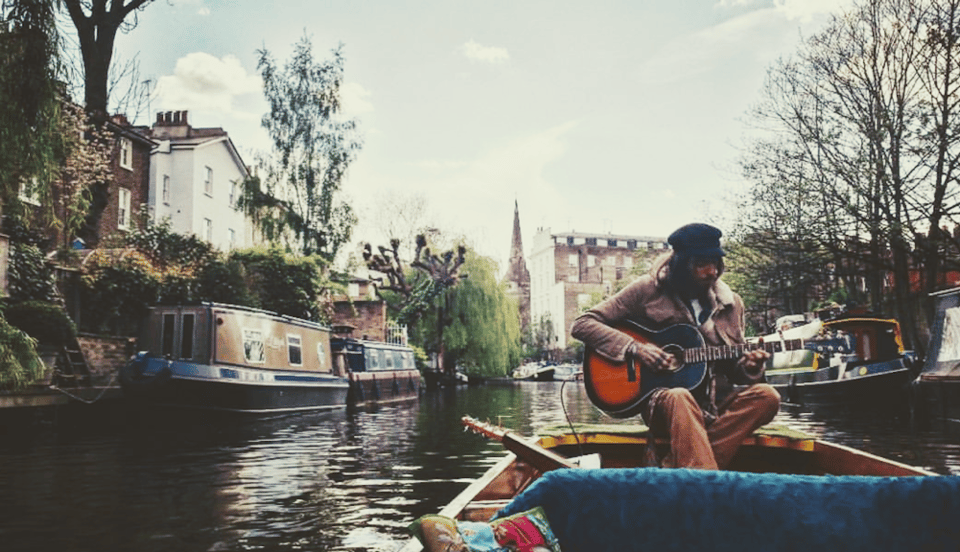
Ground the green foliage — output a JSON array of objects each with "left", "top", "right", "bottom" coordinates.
[
  {"left": 413, "top": 250, "right": 522, "bottom": 378},
  {"left": 0, "top": 0, "right": 64, "bottom": 217},
  {"left": 79, "top": 250, "right": 160, "bottom": 335},
  {"left": 8, "top": 243, "right": 56, "bottom": 302},
  {"left": 125, "top": 217, "right": 216, "bottom": 272},
  {"left": 77, "top": 218, "right": 334, "bottom": 332},
  {"left": 0, "top": 313, "right": 44, "bottom": 390},
  {"left": 229, "top": 247, "right": 329, "bottom": 322},
  {"left": 2, "top": 300, "right": 77, "bottom": 347},
  {"left": 195, "top": 257, "right": 254, "bottom": 307},
  {"left": 239, "top": 36, "right": 362, "bottom": 260}
]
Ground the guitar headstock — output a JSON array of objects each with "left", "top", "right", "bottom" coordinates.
[
  {"left": 461, "top": 416, "right": 507, "bottom": 442},
  {"left": 806, "top": 331, "right": 855, "bottom": 354}
]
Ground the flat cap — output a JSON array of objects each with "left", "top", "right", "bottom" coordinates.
[{"left": 668, "top": 223, "right": 725, "bottom": 257}]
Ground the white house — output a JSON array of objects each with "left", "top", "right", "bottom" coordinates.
[{"left": 146, "top": 111, "right": 253, "bottom": 251}]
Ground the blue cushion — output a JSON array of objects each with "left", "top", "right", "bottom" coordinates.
[{"left": 493, "top": 468, "right": 960, "bottom": 552}]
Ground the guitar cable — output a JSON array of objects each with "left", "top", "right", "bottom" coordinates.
[{"left": 560, "top": 370, "right": 587, "bottom": 459}]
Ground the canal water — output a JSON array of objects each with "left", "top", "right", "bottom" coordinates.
[{"left": 1, "top": 380, "right": 959, "bottom": 552}]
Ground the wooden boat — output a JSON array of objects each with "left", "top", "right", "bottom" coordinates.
[
  {"left": 759, "top": 313, "right": 918, "bottom": 404},
  {"left": 330, "top": 334, "right": 420, "bottom": 404},
  {"left": 913, "top": 286, "right": 960, "bottom": 425},
  {"left": 399, "top": 417, "right": 955, "bottom": 552},
  {"left": 120, "top": 303, "right": 349, "bottom": 413}
]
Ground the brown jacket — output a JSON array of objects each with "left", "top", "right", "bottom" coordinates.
[{"left": 571, "top": 258, "right": 755, "bottom": 408}]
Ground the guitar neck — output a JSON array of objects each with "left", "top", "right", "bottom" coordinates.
[
  {"left": 684, "top": 338, "right": 805, "bottom": 364},
  {"left": 461, "top": 416, "right": 578, "bottom": 471}
]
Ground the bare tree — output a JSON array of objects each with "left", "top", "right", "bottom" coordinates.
[
  {"left": 61, "top": 0, "right": 154, "bottom": 119},
  {"left": 736, "top": 0, "right": 960, "bottom": 349}
]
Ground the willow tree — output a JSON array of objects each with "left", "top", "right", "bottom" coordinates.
[
  {"left": 238, "top": 36, "right": 362, "bottom": 260},
  {"left": 0, "top": 0, "right": 63, "bottom": 217},
  {"left": 414, "top": 250, "right": 522, "bottom": 378}
]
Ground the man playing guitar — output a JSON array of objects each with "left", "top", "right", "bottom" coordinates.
[{"left": 572, "top": 223, "right": 780, "bottom": 470}]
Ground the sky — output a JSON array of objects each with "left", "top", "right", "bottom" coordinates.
[{"left": 102, "top": 0, "right": 853, "bottom": 274}]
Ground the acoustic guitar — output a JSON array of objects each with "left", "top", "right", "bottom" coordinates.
[{"left": 583, "top": 320, "right": 851, "bottom": 419}]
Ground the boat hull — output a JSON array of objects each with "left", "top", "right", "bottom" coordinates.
[
  {"left": 348, "top": 370, "right": 421, "bottom": 405},
  {"left": 767, "top": 359, "right": 914, "bottom": 404},
  {"left": 121, "top": 356, "right": 349, "bottom": 413},
  {"left": 398, "top": 422, "right": 939, "bottom": 552}
]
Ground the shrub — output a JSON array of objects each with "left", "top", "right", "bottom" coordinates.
[
  {"left": 2, "top": 300, "right": 77, "bottom": 348},
  {"left": 0, "top": 314, "right": 44, "bottom": 390},
  {"left": 8, "top": 243, "right": 57, "bottom": 303}
]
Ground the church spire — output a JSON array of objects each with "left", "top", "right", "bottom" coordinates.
[{"left": 505, "top": 200, "right": 531, "bottom": 330}]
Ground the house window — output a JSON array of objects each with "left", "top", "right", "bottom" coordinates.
[
  {"left": 586, "top": 237, "right": 597, "bottom": 246},
  {"left": 118, "top": 188, "right": 131, "bottom": 230},
  {"left": 204, "top": 218, "right": 213, "bottom": 242},
  {"left": 587, "top": 255, "right": 596, "bottom": 267},
  {"left": 228, "top": 228, "right": 236, "bottom": 248},
  {"left": 608, "top": 239, "right": 618, "bottom": 247},
  {"left": 229, "top": 180, "right": 237, "bottom": 207},
  {"left": 119, "top": 137, "right": 132, "bottom": 170},
  {"left": 18, "top": 177, "right": 40, "bottom": 206},
  {"left": 204, "top": 166, "right": 213, "bottom": 196},
  {"left": 162, "top": 175, "right": 170, "bottom": 204},
  {"left": 287, "top": 334, "right": 302, "bottom": 366},
  {"left": 243, "top": 329, "right": 265, "bottom": 363},
  {"left": 568, "top": 254, "right": 577, "bottom": 267}
]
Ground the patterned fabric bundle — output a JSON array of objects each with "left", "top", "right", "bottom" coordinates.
[{"left": 408, "top": 506, "right": 562, "bottom": 552}]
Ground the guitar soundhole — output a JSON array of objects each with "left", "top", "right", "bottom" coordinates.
[{"left": 662, "top": 344, "right": 684, "bottom": 372}]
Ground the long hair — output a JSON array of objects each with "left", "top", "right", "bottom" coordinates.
[{"left": 654, "top": 251, "right": 725, "bottom": 296}]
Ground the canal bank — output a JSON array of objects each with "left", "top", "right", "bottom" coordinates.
[{"left": 0, "top": 333, "right": 129, "bottom": 414}]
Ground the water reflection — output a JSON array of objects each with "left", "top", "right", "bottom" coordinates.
[{"left": 1, "top": 382, "right": 959, "bottom": 552}]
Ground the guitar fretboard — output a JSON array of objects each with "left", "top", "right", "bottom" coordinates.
[{"left": 682, "top": 339, "right": 805, "bottom": 363}]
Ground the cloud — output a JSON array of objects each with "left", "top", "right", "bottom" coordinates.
[
  {"left": 638, "top": 1, "right": 847, "bottom": 85},
  {"left": 340, "top": 81, "right": 374, "bottom": 117},
  {"left": 155, "top": 52, "right": 262, "bottom": 116},
  {"left": 460, "top": 40, "right": 510, "bottom": 64}
]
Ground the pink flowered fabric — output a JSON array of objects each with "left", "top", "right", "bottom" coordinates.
[{"left": 408, "top": 506, "right": 562, "bottom": 552}]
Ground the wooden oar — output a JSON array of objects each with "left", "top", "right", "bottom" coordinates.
[{"left": 461, "top": 416, "right": 579, "bottom": 472}]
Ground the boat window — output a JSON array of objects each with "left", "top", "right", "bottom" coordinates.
[
  {"left": 385, "top": 351, "right": 395, "bottom": 369},
  {"left": 317, "top": 342, "right": 326, "bottom": 368},
  {"left": 180, "top": 314, "right": 195, "bottom": 360},
  {"left": 403, "top": 351, "right": 414, "bottom": 369},
  {"left": 367, "top": 349, "right": 381, "bottom": 370},
  {"left": 287, "top": 334, "right": 302, "bottom": 366},
  {"left": 162, "top": 314, "right": 176, "bottom": 358},
  {"left": 243, "top": 329, "right": 265, "bottom": 364}
]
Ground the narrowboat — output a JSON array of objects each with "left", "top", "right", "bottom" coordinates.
[
  {"left": 120, "top": 303, "right": 349, "bottom": 413},
  {"left": 330, "top": 331, "right": 421, "bottom": 405},
  {"left": 400, "top": 417, "right": 958, "bottom": 552},
  {"left": 913, "top": 287, "right": 960, "bottom": 425},
  {"left": 512, "top": 362, "right": 556, "bottom": 381},
  {"left": 759, "top": 312, "right": 918, "bottom": 404}
]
